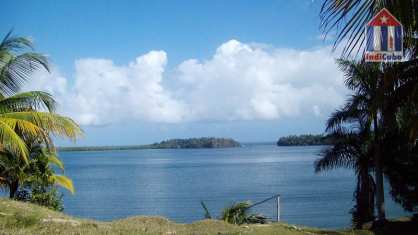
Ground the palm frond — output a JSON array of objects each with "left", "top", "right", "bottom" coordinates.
[
  {"left": 220, "top": 200, "right": 268, "bottom": 225},
  {"left": 46, "top": 152, "right": 64, "bottom": 170},
  {"left": 0, "top": 53, "right": 49, "bottom": 96},
  {"left": 316, "top": 144, "right": 357, "bottom": 172},
  {"left": 50, "top": 174, "right": 74, "bottom": 194},
  {"left": 0, "top": 31, "right": 33, "bottom": 52},
  {"left": 0, "top": 120, "right": 28, "bottom": 163},
  {"left": 0, "top": 91, "right": 57, "bottom": 113},
  {"left": 0, "top": 117, "right": 50, "bottom": 145},
  {"left": 221, "top": 201, "right": 252, "bottom": 225},
  {"left": 320, "top": 0, "right": 377, "bottom": 57},
  {"left": 326, "top": 102, "right": 365, "bottom": 132},
  {"left": 315, "top": 129, "right": 361, "bottom": 172},
  {"left": 0, "top": 112, "right": 83, "bottom": 140},
  {"left": 327, "top": 60, "right": 383, "bottom": 132},
  {"left": 200, "top": 201, "right": 212, "bottom": 219}
]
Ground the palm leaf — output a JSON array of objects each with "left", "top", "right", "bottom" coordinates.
[
  {"left": 46, "top": 153, "right": 64, "bottom": 170},
  {"left": 0, "top": 120, "right": 28, "bottom": 163},
  {"left": 316, "top": 132, "right": 359, "bottom": 172},
  {"left": 50, "top": 174, "right": 74, "bottom": 194},
  {"left": 0, "top": 53, "right": 49, "bottom": 96},
  {"left": 0, "top": 31, "right": 34, "bottom": 52},
  {"left": 221, "top": 201, "right": 252, "bottom": 225},
  {"left": 316, "top": 145, "right": 357, "bottom": 172},
  {"left": 0, "top": 112, "right": 83, "bottom": 140},
  {"left": 0, "top": 32, "right": 50, "bottom": 97},
  {"left": 0, "top": 117, "right": 49, "bottom": 139},
  {"left": 0, "top": 91, "right": 56, "bottom": 113},
  {"left": 200, "top": 201, "right": 212, "bottom": 219}
]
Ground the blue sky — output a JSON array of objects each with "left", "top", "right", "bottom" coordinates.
[{"left": 1, "top": 0, "right": 347, "bottom": 146}]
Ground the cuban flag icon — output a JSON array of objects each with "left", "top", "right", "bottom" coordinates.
[{"left": 365, "top": 8, "right": 403, "bottom": 62}]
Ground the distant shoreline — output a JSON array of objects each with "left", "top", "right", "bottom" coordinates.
[
  {"left": 58, "top": 145, "right": 154, "bottom": 152},
  {"left": 58, "top": 137, "right": 241, "bottom": 152},
  {"left": 57, "top": 142, "right": 330, "bottom": 152},
  {"left": 276, "top": 134, "right": 333, "bottom": 146}
]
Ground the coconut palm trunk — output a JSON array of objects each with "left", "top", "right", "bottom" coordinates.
[
  {"left": 353, "top": 167, "right": 375, "bottom": 227},
  {"left": 373, "top": 115, "right": 386, "bottom": 222},
  {"left": 8, "top": 180, "right": 18, "bottom": 198}
]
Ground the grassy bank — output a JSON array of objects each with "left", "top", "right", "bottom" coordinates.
[{"left": 0, "top": 198, "right": 416, "bottom": 234}]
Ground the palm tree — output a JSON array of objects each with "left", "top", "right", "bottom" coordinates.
[
  {"left": 0, "top": 32, "right": 52, "bottom": 162},
  {"left": 378, "top": 59, "right": 418, "bottom": 214},
  {"left": 316, "top": 59, "right": 384, "bottom": 226},
  {"left": 0, "top": 31, "right": 82, "bottom": 199},
  {"left": 320, "top": 1, "right": 418, "bottom": 223},
  {"left": 316, "top": 127, "right": 376, "bottom": 227},
  {"left": 0, "top": 32, "right": 81, "bottom": 160},
  {"left": 338, "top": 59, "right": 388, "bottom": 223},
  {"left": 333, "top": 61, "right": 418, "bottom": 224}
]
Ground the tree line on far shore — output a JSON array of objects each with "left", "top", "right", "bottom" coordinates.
[
  {"left": 276, "top": 134, "right": 333, "bottom": 146},
  {"left": 59, "top": 137, "right": 241, "bottom": 152}
]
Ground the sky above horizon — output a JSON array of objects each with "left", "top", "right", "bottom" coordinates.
[{"left": 1, "top": 0, "right": 348, "bottom": 146}]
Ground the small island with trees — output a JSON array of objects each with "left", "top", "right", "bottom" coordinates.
[
  {"left": 276, "top": 134, "right": 333, "bottom": 146},
  {"left": 147, "top": 137, "right": 241, "bottom": 149},
  {"left": 59, "top": 137, "right": 241, "bottom": 151}
]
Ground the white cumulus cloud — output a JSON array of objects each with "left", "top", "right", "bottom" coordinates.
[{"left": 24, "top": 40, "right": 346, "bottom": 125}]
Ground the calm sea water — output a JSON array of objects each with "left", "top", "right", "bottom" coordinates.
[{"left": 58, "top": 144, "right": 407, "bottom": 229}]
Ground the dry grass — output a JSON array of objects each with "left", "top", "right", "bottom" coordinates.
[{"left": 0, "top": 198, "right": 414, "bottom": 235}]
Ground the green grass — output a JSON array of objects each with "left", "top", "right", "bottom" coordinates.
[{"left": 0, "top": 198, "right": 416, "bottom": 234}]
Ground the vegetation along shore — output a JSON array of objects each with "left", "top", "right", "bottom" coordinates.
[
  {"left": 276, "top": 134, "right": 334, "bottom": 146},
  {"left": 58, "top": 137, "right": 241, "bottom": 152}
]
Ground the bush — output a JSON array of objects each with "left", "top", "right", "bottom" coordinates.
[
  {"left": 220, "top": 201, "right": 268, "bottom": 225},
  {"left": 15, "top": 185, "right": 64, "bottom": 212}
]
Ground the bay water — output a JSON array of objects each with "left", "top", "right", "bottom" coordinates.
[{"left": 59, "top": 144, "right": 407, "bottom": 229}]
